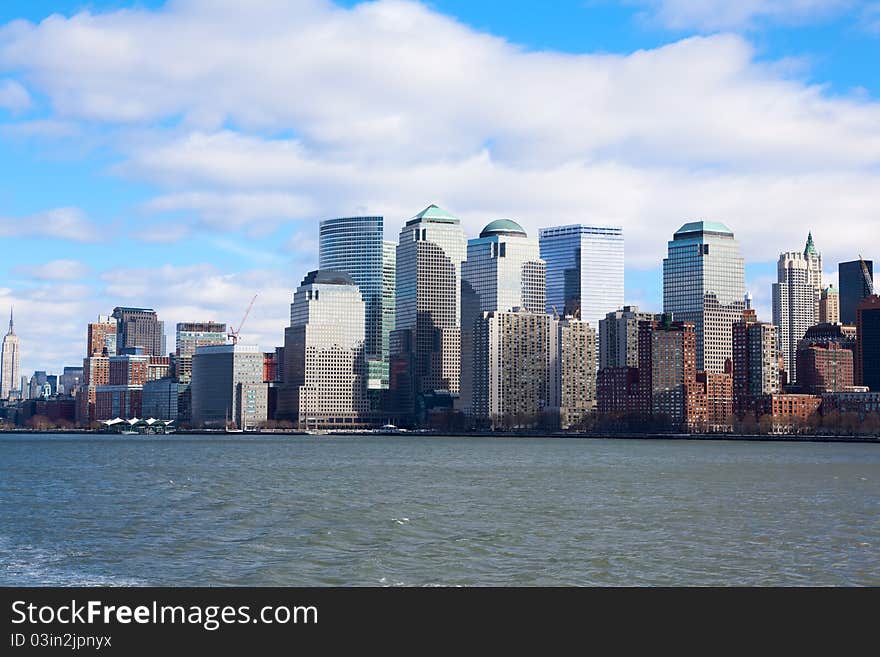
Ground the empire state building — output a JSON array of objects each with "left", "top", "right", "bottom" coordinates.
[{"left": 1, "top": 308, "right": 21, "bottom": 400}]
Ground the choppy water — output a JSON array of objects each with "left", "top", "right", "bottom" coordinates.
[{"left": 1, "top": 433, "right": 878, "bottom": 586}]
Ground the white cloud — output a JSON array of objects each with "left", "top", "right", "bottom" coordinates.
[
  {"left": 0, "top": 78, "right": 30, "bottom": 111},
  {"left": 633, "top": 0, "right": 854, "bottom": 31},
  {"left": 0, "top": 0, "right": 878, "bottom": 378},
  {"left": 130, "top": 221, "right": 192, "bottom": 244},
  {"left": 0, "top": 207, "right": 102, "bottom": 243},
  {"left": 13, "top": 259, "right": 91, "bottom": 280}
]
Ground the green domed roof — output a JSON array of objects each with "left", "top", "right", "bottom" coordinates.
[
  {"left": 480, "top": 219, "right": 527, "bottom": 238},
  {"left": 674, "top": 220, "right": 733, "bottom": 237}
]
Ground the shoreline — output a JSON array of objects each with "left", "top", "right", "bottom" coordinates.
[{"left": 1, "top": 428, "right": 878, "bottom": 443}]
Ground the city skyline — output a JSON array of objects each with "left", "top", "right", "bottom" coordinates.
[
  {"left": 1, "top": 212, "right": 877, "bottom": 382},
  {"left": 0, "top": 0, "right": 879, "bottom": 377}
]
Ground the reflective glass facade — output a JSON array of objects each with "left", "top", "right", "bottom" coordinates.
[
  {"left": 319, "top": 217, "right": 395, "bottom": 389},
  {"left": 538, "top": 224, "right": 624, "bottom": 330},
  {"left": 839, "top": 260, "right": 874, "bottom": 325},
  {"left": 663, "top": 221, "right": 745, "bottom": 373}
]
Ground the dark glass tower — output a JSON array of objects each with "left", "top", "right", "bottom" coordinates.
[{"left": 839, "top": 260, "right": 873, "bottom": 325}]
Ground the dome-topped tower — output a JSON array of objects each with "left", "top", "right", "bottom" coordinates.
[{"left": 479, "top": 219, "right": 527, "bottom": 238}]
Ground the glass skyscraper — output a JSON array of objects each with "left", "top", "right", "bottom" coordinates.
[
  {"left": 663, "top": 221, "right": 745, "bottom": 374},
  {"left": 538, "top": 224, "right": 624, "bottom": 331},
  {"left": 839, "top": 259, "right": 874, "bottom": 325},
  {"left": 319, "top": 216, "right": 396, "bottom": 390}
]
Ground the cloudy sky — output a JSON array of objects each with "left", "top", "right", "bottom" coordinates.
[{"left": 0, "top": 0, "right": 878, "bottom": 377}]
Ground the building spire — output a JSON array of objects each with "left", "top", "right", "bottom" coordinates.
[
  {"left": 804, "top": 231, "right": 817, "bottom": 256},
  {"left": 6, "top": 307, "right": 12, "bottom": 336}
]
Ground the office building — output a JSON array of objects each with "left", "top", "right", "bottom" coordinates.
[
  {"left": 277, "top": 270, "right": 368, "bottom": 428},
  {"left": 94, "top": 348, "right": 150, "bottom": 420},
  {"left": 175, "top": 321, "right": 227, "bottom": 383},
  {"left": 319, "top": 216, "right": 396, "bottom": 392},
  {"left": 1, "top": 309, "right": 21, "bottom": 400},
  {"left": 539, "top": 224, "right": 624, "bottom": 330},
  {"left": 112, "top": 307, "right": 166, "bottom": 357},
  {"left": 87, "top": 315, "right": 117, "bottom": 357},
  {"left": 142, "top": 378, "right": 183, "bottom": 420},
  {"left": 856, "top": 295, "right": 880, "bottom": 391},
  {"left": 839, "top": 259, "right": 874, "bottom": 325},
  {"left": 59, "top": 366, "right": 83, "bottom": 396},
  {"left": 191, "top": 344, "right": 267, "bottom": 429},
  {"left": 76, "top": 355, "right": 110, "bottom": 427},
  {"left": 28, "top": 371, "right": 47, "bottom": 401},
  {"left": 773, "top": 235, "right": 823, "bottom": 383},
  {"left": 390, "top": 204, "right": 467, "bottom": 421},
  {"left": 663, "top": 221, "right": 745, "bottom": 374},
  {"left": 460, "top": 219, "right": 545, "bottom": 413},
  {"left": 599, "top": 306, "right": 664, "bottom": 370},
  {"left": 819, "top": 286, "right": 840, "bottom": 325}
]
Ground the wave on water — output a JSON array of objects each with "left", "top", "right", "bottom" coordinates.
[{"left": 0, "top": 534, "right": 145, "bottom": 586}]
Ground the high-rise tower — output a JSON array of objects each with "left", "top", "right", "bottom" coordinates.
[
  {"left": 319, "top": 216, "right": 396, "bottom": 391},
  {"left": 538, "top": 224, "right": 624, "bottom": 330},
  {"left": 390, "top": 204, "right": 467, "bottom": 421},
  {"left": 1, "top": 308, "right": 21, "bottom": 400},
  {"left": 663, "top": 221, "right": 746, "bottom": 373},
  {"left": 277, "top": 270, "right": 368, "bottom": 428},
  {"left": 773, "top": 234, "right": 823, "bottom": 383},
  {"left": 461, "top": 219, "right": 545, "bottom": 414},
  {"left": 112, "top": 307, "right": 166, "bottom": 357}
]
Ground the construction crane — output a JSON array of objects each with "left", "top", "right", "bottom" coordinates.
[
  {"left": 228, "top": 294, "right": 258, "bottom": 345},
  {"left": 859, "top": 254, "right": 874, "bottom": 296}
]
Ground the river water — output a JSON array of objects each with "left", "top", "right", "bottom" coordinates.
[{"left": 1, "top": 433, "right": 877, "bottom": 586}]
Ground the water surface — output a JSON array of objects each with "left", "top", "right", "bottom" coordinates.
[{"left": 1, "top": 434, "right": 877, "bottom": 586}]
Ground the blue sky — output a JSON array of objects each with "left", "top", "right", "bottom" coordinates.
[{"left": 0, "top": 0, "right": 878, "bottom": 376}]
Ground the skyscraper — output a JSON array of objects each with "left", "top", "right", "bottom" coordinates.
[
  {"left": 773, "top": 235, "right": 823, "bottom": 383},
  {"left": 855, "top": 295, "right": 880, "bottom": 391},
  {"left": 663, "top": 221, "right": 745, "bottom": 374},
  {"left": 462, "top": 220, "right": 545, "bottom": 315},
  {"left": 539, "top": 224, "right": 624, "bottom": 330},
  {"left": 803, "top": 232, "right": 824, "bottom": 317},
  {"left": 390, "top": 204, "right": 467, "bottom": 421},
  {"left": 277, "top": 270, "right": 368, "bottom": 429},
  {"left": 112, "top": 307, "right": 166, "bottom": 357},
  {"left": 839, "top": 259, "right": 874, "bottom": 325},
  {"left": 461, "top": 219, "right": 545, "bottom": 414},
  {"left": 319, "top": 216, "right": 396, "bottom": 391},
  {"left": 1, "top": 309, "right": 21, "bottom": 400}
]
